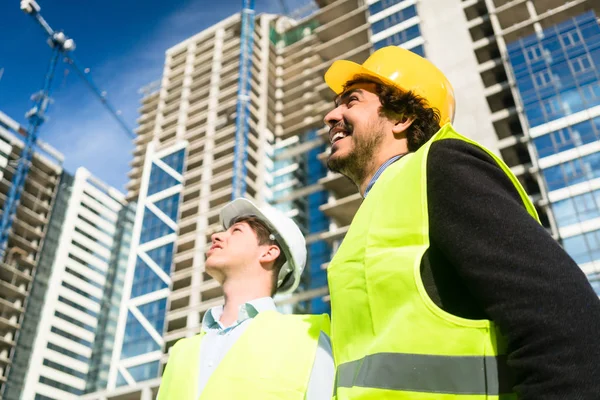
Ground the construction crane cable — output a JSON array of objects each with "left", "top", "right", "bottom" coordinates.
[
  {"left": 0, "top": 0, "right": 136, "bottom": 257},
  {"left": 65, "top": 56, "right": 136, "bottom": 138}
]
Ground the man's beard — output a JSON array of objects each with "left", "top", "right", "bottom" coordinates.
[{"left": 327, "top": 121, "right": 384, "bottom": 186}]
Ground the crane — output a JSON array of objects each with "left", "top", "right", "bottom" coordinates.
[
  {"left": 231, "top": 0, "right": 255, "bottom": 200},
  {"left": 0, "top": 0, "right": 135, "bottom": 258}
]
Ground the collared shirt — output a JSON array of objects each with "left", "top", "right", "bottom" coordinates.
[
  {"left": 363, "top": 154, "right": 406, "bottom": 198},
  {"left": 198, "top": 297, "right": 334, "bottom": 399}
]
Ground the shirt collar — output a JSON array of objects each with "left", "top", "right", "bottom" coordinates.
[
  {"left": 202, "top": 297, "right": 276, "bottom": 332},
  {"left": 363, "top": 154, "right": 406, "bottom": 198}
]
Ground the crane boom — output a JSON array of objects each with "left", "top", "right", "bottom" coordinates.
[{"left": 0, "top": 0, "right": 135, "bottom": 258}]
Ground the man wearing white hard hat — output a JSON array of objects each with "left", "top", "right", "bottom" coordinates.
[{"left": 158, "top": 198, "right": 334, "bottom": 400}]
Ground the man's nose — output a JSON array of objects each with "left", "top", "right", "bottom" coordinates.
[
  {"left": 324, "top": 105, "right": 343, "bottom": 127},
  {"left": 211, "top": 232, "right": 224, "bottom": 243}
]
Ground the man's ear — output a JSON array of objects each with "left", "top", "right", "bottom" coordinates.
[
  {"left": 260, "top": 245, "right": 281, "bottom": 269},
  {"left": 392, "top": 117, "right": 414, "bottom": 136}
]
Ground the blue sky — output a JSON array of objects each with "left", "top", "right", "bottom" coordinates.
[{"left": 0, "top": 0, "right": 299, "bottom": 192}]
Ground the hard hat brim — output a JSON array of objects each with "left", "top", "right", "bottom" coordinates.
[{"left": 324, "top": 59, "right": 404, "bottom": 95}]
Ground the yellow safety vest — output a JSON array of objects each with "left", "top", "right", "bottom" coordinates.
[
  {"left": 328, "top": 124, "right": 539, "bottom": 399},
  {"left": 158, "top": 310, "right": 330, "bottom": 400}
]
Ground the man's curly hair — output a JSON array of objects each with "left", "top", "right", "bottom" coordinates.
[{"left": 342, "top": 75, "right": 442, "bottom": 151}]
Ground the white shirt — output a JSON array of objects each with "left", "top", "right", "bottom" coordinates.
[{"left": 197, "top": 297, "right": 335, "bottom": 399}]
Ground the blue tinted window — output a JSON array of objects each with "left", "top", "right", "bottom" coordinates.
[
  {"left": 43, "top": 358, "right": 87, "bottom": 380},
  {"left": 304, "top": 128, "right": 331, "bottom": 313},
  {"left": 116, "top": 371, "right": 128, "bottom": 387},
  {"left": 506, "top": 11, "right": 600, "bottom": 128},
  {"left": 145, "top": 242, "right": 174, "bottom": 274},
  {"left": 68, "top": 253, "right": 105, "bottom": 275},
  {"left": 34, "top": 394, "right": 56, "bottom": 400},
  {"left": 140, "top": 207, "right": 175, "bottom": 244},
  {"left": 552, "top": 190, "right": 600, "bottom": 227},
  {"left": 54, "top": 311, "right": 95, "bottom": 332},
  {"left": 39, "top": 376, "right": 83, "bottom": 395},
  {"left": 137, "top": 299, "right": 167, "bottom": 333},
  {"left": 560, "top": 29, "right": 582, "bottom": 47},
  {"left": 161, "top": 149, "right": 185, "bottom": 174},
  {"left": 371, "top": 5, "right": 417, "bottom": 34},
  {"left": 57, "top": 295, "right": 98, "bottom": 317},
  {"left": 47, "top": 342, "right": 89, "bottom": 363},
  {"left": 64, "top": 266, "right": 103, "bottom": 290},
  {"left": 588, "top": 273, "right": 600, "bottom": 296},
  {"left": 147, "top": 164, "right": 180, "bottom": 196},
  {"left": 543, "top": 152, "right": 600, "bottom": 191},
  {"left": 61, "top": 281, "right": 101, "bottom": 303},
  {"left": 374, "top": 23, "right": 421, "bottom": 50},
  {"left": 121, "top": 312, "right": 161, "bottom": 359},
  {"left": 411, "top": 44, "right": 425, "bottom": 57},
  {"left": 50, "top": 326, "right": 92, "bottom": 347},
  {"left": 130, "top": 258, "right": 168, "bottom": 298},
  {"left": 534, "top": 119, "right": 600, "bottom": 159},
  {"left": 153, "top": 193, "right": 180, "bottom": 222},
  {"left": 368, "top": 0, "right": 404, "bottom": 15},
  {"left": 127, "top": 361, "right": 159, "bottom": 382},
  {"left": 533, "top": 135, "right": 554, "bottom": 158},
  {"left": 71, "top": 240, "right": 109, "bottom": 263},
  {"left": 569, "top": 54, "right": 593, "bottom": 74},
  {"left": 582, "top": 81, "right": 600, "bottom": 108},
  {"left": 563, "top": 229, "right": 600, "bottom": 264}
]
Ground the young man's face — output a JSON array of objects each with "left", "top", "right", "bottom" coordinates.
[
  {"left": 205, "top": 221, "right": 266, "bottom": 278},
  {"left": 324, "top": 82, "right": 392, "bottom": 182}
]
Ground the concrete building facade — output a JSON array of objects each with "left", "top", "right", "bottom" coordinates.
[
  {"left": 107, "top": 12, "right": 280, "bottom": 391},
  {"left": 85, "top": 0, "right": 600, "bottom": 398},
  {"left": 6, "top": 168, "right": 131, "bottom": 400},
  {"left": 0, "top": 111, "right": 63, "bottom": 399}
]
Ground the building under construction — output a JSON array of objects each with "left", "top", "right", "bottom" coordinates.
[
  {"left": 0, "top": 111, "right": 63, "bottom": 397},
  {"left": 82, "top": 0, "right": 600, "bottom": 398}
]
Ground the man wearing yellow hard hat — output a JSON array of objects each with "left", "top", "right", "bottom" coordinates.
[{"left": 323, "top": 46, "right": 600, "bottom": 399}]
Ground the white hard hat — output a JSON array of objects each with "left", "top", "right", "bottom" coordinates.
[{"left": 219, "top": 198, "right": 306, "bottom": 294}]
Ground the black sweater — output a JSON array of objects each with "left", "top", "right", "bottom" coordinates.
[{"left": 420, "top": 139, "right": 600, "bottom": 399}]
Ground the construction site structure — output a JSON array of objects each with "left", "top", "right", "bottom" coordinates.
[
  {"left": 83, "top": 0, "right": 503, "bottom": 398},
  {"left": 83, "top": 0, "right": 600, "bottom": 399},
  {"left": 1, "top": 166, "right": 133, "bottom": 400},
  {"left": 461, "top": 0, "right": 600, "bottom": 285},
  {"left": 0, "top": 111, "right": 63, "bottom": 398}
]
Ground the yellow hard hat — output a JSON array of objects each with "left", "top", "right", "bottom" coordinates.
[{"left": 324, "top": 46, "right": 455, "bottom": 125}]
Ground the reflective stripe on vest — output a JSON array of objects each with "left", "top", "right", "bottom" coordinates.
[
  {"left": 157, "top": 310, "right": 330, "bottom": 400},
  {"left": 327, "top": 123, "right": 539, "bottom": 399},
  {"left": 336, "top": 353, "right": 513, "bottom": 395}
]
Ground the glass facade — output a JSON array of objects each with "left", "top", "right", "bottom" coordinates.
[
  {"left": 271, "top": 129, "right": 331, "bottom": 314},
  {"left": 304, "top": 130, "right": 331, "bottom": 314},
  {"left": 86, "top": 203, "right": 135, "bottom": 393},
  {"left": 369, "top": 0, "right": 424, "bottom": 56},
  {"left": 117, "top": 147, "right": 185, "bottom": 386},
  {"left": 507, "top": 13, "right": 600, "bottom": 128},
  {"left": 3, "top": 173, "right": 73, "bottom": 400},
  {"left": 127, "top": 361, "right": 159, "bottom": 382},
  {"left": 507, "top": 11, "right": 600, "bottom": 292}
]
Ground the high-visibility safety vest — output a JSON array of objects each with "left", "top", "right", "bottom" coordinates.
[
  {"left": 328, "top": 124, "right": 539, "bottom": 399},
  {"left": 157, "top": 310, "right": 330, "bottom": 400}
]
